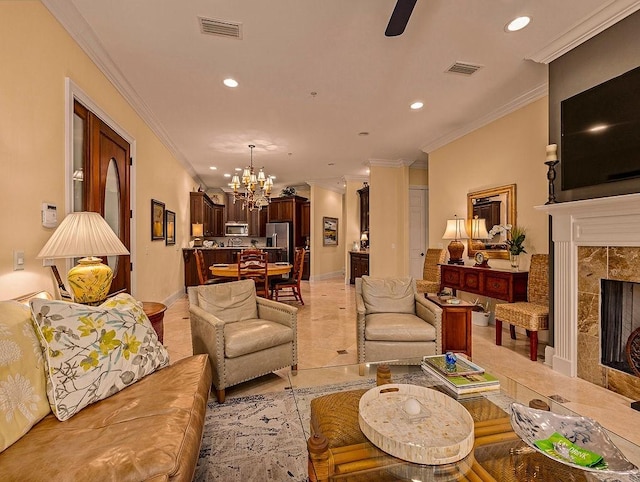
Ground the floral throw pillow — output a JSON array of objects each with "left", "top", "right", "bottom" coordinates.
[
  {"left": 29, "top": 294, "right": 169, "bottom": 421},
  {"left": 0, "top": 301, "right": 51, "bottom": 452}
]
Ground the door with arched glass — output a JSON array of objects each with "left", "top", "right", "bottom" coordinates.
[{"left": 73, "top": 100, "right": 131, "bottom": 295}]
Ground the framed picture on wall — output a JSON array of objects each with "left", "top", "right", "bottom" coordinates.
[
  {"left": 151, "top": 199, "right": 165, "bottom": 241},
  {"left": 165, "top": 210, "right": 176, "bottom": 245},
  {"left": 323, "top": 216, "right": 338, "bottom": 246}
]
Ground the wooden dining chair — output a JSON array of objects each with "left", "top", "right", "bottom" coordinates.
[
  {"left": 270, "top": 247, "right": 306, "bottom": 304},
  {"left": 194, "top": 249, "right": 221, "bottom": 286},
  {"left": 237, "top": 249, "right": 269, "bottom": 298}
]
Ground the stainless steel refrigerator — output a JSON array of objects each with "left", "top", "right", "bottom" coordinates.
[{"left": 266, "top": 222, "right": 293, "bottom": 263}]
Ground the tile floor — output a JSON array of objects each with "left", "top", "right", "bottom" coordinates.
[{"left": 163, "top": 277, "right": 640, "bottom": 454}]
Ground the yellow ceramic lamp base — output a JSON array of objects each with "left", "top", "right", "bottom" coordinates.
[{"left": 67, "top": 257, "right": 114, "bottom": 305}]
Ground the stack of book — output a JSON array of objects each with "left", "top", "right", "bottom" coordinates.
[{"left": 421, "top": 355, "right": 500, "bottom": 399}]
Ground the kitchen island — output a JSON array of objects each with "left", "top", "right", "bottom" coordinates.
[{"left": 182, "top": 246, "right": 284, "bottom": 290}]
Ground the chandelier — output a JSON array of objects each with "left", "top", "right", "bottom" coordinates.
[{"left": 229, "top": 144, "right": 274, "bottom": 211}]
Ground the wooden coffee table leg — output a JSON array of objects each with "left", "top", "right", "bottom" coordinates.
[{"left": 308, "top": 433, "right": 329, "bottom": 482}]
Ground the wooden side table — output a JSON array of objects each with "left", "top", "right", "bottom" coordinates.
[
  {"left": 426, "top": 296, "right": 474, "bottom": 359},
  {"left": 142, "top": 301, "right": 167, "bottom": 343}
]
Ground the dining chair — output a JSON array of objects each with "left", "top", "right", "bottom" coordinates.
[
  {"left": 237, "top": 249, "right": 269, "bottom": 298},
  {"left": 415, "top": 248, "right": 447, "bottom": 294},
  {"left": 194, "top": 249, "right": 221, "bottom": 286},
  {"left": 270, "top": 247, "right": 306, "bottom": 304}
]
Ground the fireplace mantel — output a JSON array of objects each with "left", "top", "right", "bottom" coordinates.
[{"left": 536, "top": 193, "right": 640, "bottom": 377}]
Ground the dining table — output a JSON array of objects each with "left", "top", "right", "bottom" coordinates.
[{"left": 209, "top": 262, "right": 292, "bottom": 278}]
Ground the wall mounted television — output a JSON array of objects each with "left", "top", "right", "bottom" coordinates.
[{"left": 561, "top": 65, "right": 640, "bottom": 191}]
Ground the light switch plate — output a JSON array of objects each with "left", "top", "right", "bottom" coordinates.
[{"left": 13, "top": 250, "right": 25, "bottom": 271}]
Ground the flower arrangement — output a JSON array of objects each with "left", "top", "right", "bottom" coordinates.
[
  {"left": 281, "top": 186, "right": 296, "bottom": 196},
  {"left": 488, "top": 224, "right": 527, "bottom": 255}
]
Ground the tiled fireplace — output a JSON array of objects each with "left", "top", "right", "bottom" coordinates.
[{"left": 539, "top": 193, "right": 640, "bottom": 400}]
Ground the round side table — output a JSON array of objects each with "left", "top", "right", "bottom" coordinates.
[{"left": 142, "top": 301, "right": 167, "bottom": 343}]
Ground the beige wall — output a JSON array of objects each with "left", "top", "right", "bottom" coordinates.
[
  {"left": 344, "top": 179, "right": 365, "bottom": 282},
  {"left": 409, "top": 167, "right": 428, "bottom": 186},
  {"left": 369, "top": 164, "right": 410, "bottom": 278},
  {"left": 0, "top": 2, "right": 196, "bottom": 302},
  {"left": 428, "top": 98, "right": 549, "bottom": 270},
  {"left": 310, "top": 185, "right": 344, "bottom": 279}
]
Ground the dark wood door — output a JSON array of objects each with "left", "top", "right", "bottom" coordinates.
[{"left": 75, "top": 101, "right": 131, "bottom": 296}]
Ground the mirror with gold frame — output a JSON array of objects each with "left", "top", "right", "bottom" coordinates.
[{"left": 467, "top": 184, "right": 516, "bottom": 260}]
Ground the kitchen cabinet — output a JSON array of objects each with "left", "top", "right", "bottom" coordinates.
[
  {"left": 227, "top": 193, "right": 267, "bottom": 237},
  {"left": 190, "top": 192, "right": 224, "bottom": 237},
  {"left": 268, "top": 195, "right": 309, "bottom": 248},
  {"left": 349, "top": 251, "right": 369, "bottom": 284}
]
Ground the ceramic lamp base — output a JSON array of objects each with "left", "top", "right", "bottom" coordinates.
[
  {"left": 67, "top": 256, "right": 113, "bottom": 305},
  {"left": 447, "top": 240, "right": 465, "bottom": 265}
]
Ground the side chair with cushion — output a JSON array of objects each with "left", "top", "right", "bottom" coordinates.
[
  {"left": 495, "top": 253, "right": 549, "bottom": 361},
  {"left": 416, "top": 248, "right": 447, "bottom": 294},
  {"left": 188, "top": 279, "right": 298, "bottom": 403},
  {"left": 270, "top": 247, "right": 306, "bottom": 304},
  {"left": 237, "top": 249, "right": 269, "bottom": 298},
  {"left": 356, "top": 276, "right": 442, "bottom": 375}
]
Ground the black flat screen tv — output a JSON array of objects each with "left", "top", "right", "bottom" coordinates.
[{"left": 561, "top": 65, "right": 640, "bottom": 191}]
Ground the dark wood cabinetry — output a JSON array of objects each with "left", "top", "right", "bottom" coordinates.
[
  {"left": 358, "top": 185, "right": 369, "bottom": 235},
  {"left": 226, "top": 193, "right": 267, "bottom": 237},
  {"left": 349, "top": 251, "right": 369, "bottom": 284},
  {"left": 268, "top": 195, "right": 309, "bottom": 248},
  {"left": 300, "top": 201, "right": 310, "bottom": 246},
  {"left": 427, "top": 296, "right": 474, "bottom": 358},
  {"left": 190, "top": 192, "right": 224, "bottom": 237},
  {"left": 472, "top": 200, "right": 500, "bottom": 232},
  {"left": 440, "top": 264, "right": 528, "bottom": 303}
]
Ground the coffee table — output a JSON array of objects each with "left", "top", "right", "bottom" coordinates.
[{"left": 285, "top": 361, "right": 640, "bottom": 482}]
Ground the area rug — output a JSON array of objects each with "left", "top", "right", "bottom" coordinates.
[{"left": 193, "top": 372, "right": 515, "bottom": 481}]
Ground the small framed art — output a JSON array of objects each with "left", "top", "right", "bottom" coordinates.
[
  {"left": 165, "top": 210, "right": 176, "bottom": 245},
  {"left": 151, "top": 199, "right": 165, "bottom": 241},
  {"left": 323, "top": 216, "right": 338, "bottom": 246}
]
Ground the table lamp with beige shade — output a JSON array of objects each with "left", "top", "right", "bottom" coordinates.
[
  {"left": 192, "top": 223, "right": 204, "bottom": 247},
  {"left": 37, "top": 211, "right": 129, "bottom": 305},
  {"left": 442, "top": 215, "right": 469, "bottom": 265}
]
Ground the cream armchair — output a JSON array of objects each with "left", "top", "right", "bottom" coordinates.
[
  {"left": 356, "top": 276, "right": 442, "bottom": 375},
  {"left": 189, "top": 279, "right": 298, "bottom": 403}
]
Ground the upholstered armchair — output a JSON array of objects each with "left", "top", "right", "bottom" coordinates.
[
  {"left": 416, "top": 248, "right": 447, "bottom": 294},
  {"left": 495, "top": 253, "right": 549, "bottom": 361},
  {"left": 188, "top": 279, "right": 298, "bottom": 403},
  {"left": 356, "top": 276, "right": 442, "bottom": 375}
]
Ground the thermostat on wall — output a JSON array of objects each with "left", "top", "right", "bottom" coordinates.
[{"left": 42, "top": 203, "right": 57, "bottom": 228}]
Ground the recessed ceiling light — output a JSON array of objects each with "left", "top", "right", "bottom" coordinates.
[
  {"left": 209, "top": 166, "right": 217, "bottom": 170},
  {"left": 223, "top": 78, "right": 238, "bottom": 88},
  {"left": 410, "top": 101, "right": 424, "bottom": 110},
  {"left": 506, "top": 16, "right": 531, "bottom": 32},
  {"left": 235, "top": 167, "right": 242, "bottom": 172},
  {"left": 358, "top": 132, "right": 369, "bottom": 136},
  {"left": 223, "top": 173, "right": 231, "bottom": 178}
]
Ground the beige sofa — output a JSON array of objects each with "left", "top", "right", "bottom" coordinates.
[{"left": 0, "top": 292, "right": 212, "bottom": 482}]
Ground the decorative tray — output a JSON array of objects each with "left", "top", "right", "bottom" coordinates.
[
  {"left": 358, "top": 384, "right": 474, "bottom": 465},
  {"left": 422, "top": 354, "right": 485, "bottom": 377},
  {"left": 509, "top": 402, "right": 639, "bottom": 474}
]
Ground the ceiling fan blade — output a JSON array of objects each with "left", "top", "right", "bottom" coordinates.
[{"left": 385, "top": 0, "right": 417, "bottom": 37}]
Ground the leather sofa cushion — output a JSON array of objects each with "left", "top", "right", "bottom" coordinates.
[
  {"left": 224, "top": 319, "right": 294, "bottom": 358},
  {"left": 196, "top": 280, "right": 258, "bottom": 322},
  {"left": 0, "top": 354, "right": 212, "bottom": 482},
  {"left": 364, "top": 313, "right": 436, "bottom": 342},
  {"left": 361, "top": 276, "right": 415, "bottom": 314}
]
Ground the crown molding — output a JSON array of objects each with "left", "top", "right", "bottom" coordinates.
[
  {"left": 421, "top": 83, "right": 548, "bottom": 154},
  {"left": 368, "top": 158, "right": 413, "bottom": 168},
  {"left": 526, "top": 0, "right": 640, "bottom": 64},
  {"left": 41, "top": 0, "right": 203, "bottom": 187},
  {"left": 306, "top": 179, "right": 346, "bottom": 194},
  {"left": 410, "top": 159, "right": 428, "bottom": 169}
]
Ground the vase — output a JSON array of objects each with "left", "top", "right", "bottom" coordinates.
[{"left": 510, "top": 253, "right": 520, "bottom": 270}]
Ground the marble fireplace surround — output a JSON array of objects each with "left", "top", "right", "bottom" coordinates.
[{"left": 538, "top": 193, "right": 640, "bottom": 400}]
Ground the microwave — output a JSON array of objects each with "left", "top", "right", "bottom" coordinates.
[{"left": 225, "top": 223, "right": 249, "bottom": 236}]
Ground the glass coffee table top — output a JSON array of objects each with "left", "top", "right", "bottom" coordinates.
[{"left": 284, "top": 360, "right": 640, "bottom": 482}]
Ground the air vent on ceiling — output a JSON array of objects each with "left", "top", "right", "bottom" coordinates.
[
  {"left": 446, "top": 62, "right": 482, "bottom": 76},
  {"left": 199, "top": 16, "right": 242, "bottom": 39}
]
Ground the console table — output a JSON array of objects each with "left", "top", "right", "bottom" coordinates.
[{"left": 440, "top": 264, "right": 528, "bottom": 303}]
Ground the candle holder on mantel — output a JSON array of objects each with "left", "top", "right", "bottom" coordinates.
[{"left": 545, "top": 144, "right": 559, "bottom": 205}]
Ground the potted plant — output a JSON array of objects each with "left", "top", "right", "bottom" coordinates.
[{"left": 506, "top": 225, "right": 526, "bottom": 269}]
